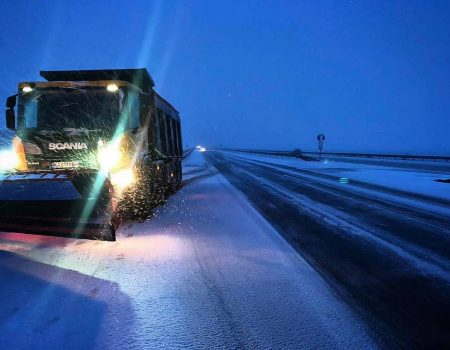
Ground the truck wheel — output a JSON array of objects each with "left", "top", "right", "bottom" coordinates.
[
  {"left": 169, "top": 163, "right": 182, "bottom": 193},
  {"left": 177, "top": 162, "right": 183, "bottom": 189},
  {"left": 94, "top": 196, "right": 118, "bottom": 241},
  {"left": 167, "top": 172, "right": 177, "bottom": 195},
  {"left": 99, "top": 222, "right": 116, "bottom": 241}
]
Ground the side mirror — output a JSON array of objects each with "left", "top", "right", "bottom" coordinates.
[
  {"left": 6, "top": 109, "right": 15, "bottom": 130},
  {"left": 6, "top": 95, "right": 17, "bottom": 109}
]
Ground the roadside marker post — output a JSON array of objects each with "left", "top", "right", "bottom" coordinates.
[{"left": 317, "top": 134, "right": 325, "bottom": 159}]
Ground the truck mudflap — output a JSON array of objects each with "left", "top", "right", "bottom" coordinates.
[{"left": 0, "top": 171, "right": 119, "bottom": 241}]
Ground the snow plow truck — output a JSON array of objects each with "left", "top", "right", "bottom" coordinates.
[{"left": 0, "top": 69, "right": 182, "bottom": 241}]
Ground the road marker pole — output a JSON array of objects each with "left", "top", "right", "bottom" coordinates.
[{"left": 317, "top": 134, "right": 325, "bottom": 160}]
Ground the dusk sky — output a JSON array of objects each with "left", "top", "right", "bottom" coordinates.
[{"left": 0, "top": 1, "right": 449, "bottom": 154}]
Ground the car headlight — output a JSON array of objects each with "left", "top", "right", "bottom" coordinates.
[{"left": 0, "top": 149, "right": 20, "bottom": 171}]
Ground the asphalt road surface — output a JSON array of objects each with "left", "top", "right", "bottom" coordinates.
[{"left": 206, "top": 150, "right": 450, "bottom": 349}]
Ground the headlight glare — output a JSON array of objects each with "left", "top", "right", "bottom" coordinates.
[
  {"left": 97, "top": 146, "right": 121, "bottom": 172},
  {"left": 110, "top": 168, "right": 135, "bottom": 190},
  {"left": 0, "top": 150, "right": 20, "bottom": 171}
]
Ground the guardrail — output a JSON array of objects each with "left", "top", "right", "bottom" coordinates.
[
  {"left": 227, "top": 148, "right": 450, "bottom": 163},
  {"left": 226, "top": 148, "right": 317, "bottom": 161},
  {"left": 302, "top": 151, "right": 450, "bottom": 163},
  {"left": 183, "top": 148, "right": 195, "bottom": 159}
]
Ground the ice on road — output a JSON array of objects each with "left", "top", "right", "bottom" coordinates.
[{"left": 0, "top": 150, "right": 375, "bottom": 349}]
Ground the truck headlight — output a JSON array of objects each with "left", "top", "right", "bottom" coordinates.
[
  {"left": 0, "top": 149, "right": 20, "bottom": 171},
  {"left": 98, "top": 146, "right": 122, "bottom": 172},
  {"left": 106, "top": 84, "right": 119, "bottom": 92},
  {"left": 110, "top": 168, "right": 135, "bottom": 190}
]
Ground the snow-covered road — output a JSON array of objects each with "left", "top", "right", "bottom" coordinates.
[
  {"left": 207, "top": 150, "right": 450, "bottom": 349},
  {"left": 0, "top": 151, "right": 375, "bottom": 349}
]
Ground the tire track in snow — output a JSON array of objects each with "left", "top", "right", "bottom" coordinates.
[
  {"left": 207, "top": 151, "right": 450, "bottom": 349},
  {"left": 222, "top": 152, "right": 450, "bottom": 262}
]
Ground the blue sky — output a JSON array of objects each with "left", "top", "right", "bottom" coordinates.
[{"left": 0, "top": 0, "right": 449, "bottom": 154}]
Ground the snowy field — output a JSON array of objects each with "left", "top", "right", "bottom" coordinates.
[{"left": 0, "top": 150, "right": 376, "bottom": 349}]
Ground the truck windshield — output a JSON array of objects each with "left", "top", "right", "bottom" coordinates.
[{"left": 20, "top": 88, "right": 123, "bottom": 131}]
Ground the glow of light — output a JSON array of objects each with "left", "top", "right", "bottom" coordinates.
[
  {"left": 199, "top": 147, "right": 206, "bottom": 152},
  {"left": 110, "top": 168, "right": 135, "bottom": 190},
  {"left": 106, "top": 84, "right": 119, "bottom": 92},
  {"left": 339, "top": 177, "right": 349, "bottom": 184},
  {"left": 136, "top": 0, "right": 163, "bottom": 67},
  {"left": 75, "top": 92, "right": 129, "bottom": 235},
  {"left": 22, "top": 86, "right": 33, "bottom": 93},
  {"left": 72, "top": 172, "right": 109, "bottom": 237},
  {"left": 0, "top": 149, "right": 20, "bottom": 171},
  {"left": 98, "top": 145, "right": 121, "bottom": 172}
]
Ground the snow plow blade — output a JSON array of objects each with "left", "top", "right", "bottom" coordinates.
[{"left": 0, "top": 172, "right": 118, "bottom": 241}]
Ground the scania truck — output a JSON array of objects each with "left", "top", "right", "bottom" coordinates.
[{"left": 0, "top": 69, "right": 182, "bottom": 240}]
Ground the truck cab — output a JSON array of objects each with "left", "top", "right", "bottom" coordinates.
[{"left": 3, "top": 69, "right": 182, "bottom": 217}]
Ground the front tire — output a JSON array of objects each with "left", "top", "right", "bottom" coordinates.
[{"left": 99, "top": 222, "right": 116, "bottom": 241}]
